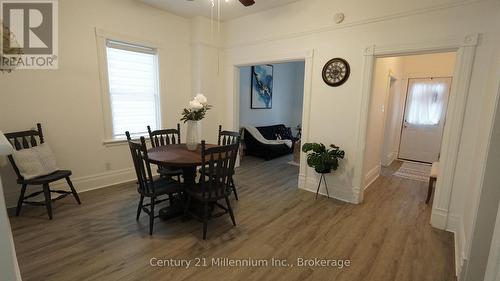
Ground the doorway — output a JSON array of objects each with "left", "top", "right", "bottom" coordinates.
[
  {"left": 237, "top": 61, "right": 305, "bottom": 166},
  {"left": 362, "top": 52, "right": 456, "bottom": 191}
]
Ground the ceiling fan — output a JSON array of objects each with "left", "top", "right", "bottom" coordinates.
[
  {"left": 188, "top": 0, "right": 255, "bottom": 7},
  {"left": 238, "top": 0, "right": 255, "bottom": 6}
]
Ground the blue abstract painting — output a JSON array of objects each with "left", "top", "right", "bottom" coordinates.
[{"left": 251, "top": 65, "right": 273, "bottom": 109}]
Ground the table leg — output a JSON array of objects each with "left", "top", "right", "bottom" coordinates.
[
  {"left": 182, "top": 166, "right": 197, "bottom": 187},
  {"left": 159, "top": 166, "right": 198, "bottom": 221}
]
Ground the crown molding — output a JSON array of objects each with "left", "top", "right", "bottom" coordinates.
[
  {"left": 225, "top": 0, "right": 486, "bottom": 49},
  {"left": 190, "top": 41, "right": 223, "bottom": 49},
  {"left": 363, "top": 34, "right": 479, "bottom": 57},
  {"left": 462, "top": 33, "right": 479, "bottom": 47},
  {"left": 94, "top": 27, "right": 164, "bottom": 49}
]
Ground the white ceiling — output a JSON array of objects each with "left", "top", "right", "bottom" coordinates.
[{"left": 141, "top": 0, "right": 301, "bottom": 21}]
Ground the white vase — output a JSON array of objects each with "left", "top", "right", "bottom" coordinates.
[{"left": 186, "top": 120, "right": 199, "bottom": 151}]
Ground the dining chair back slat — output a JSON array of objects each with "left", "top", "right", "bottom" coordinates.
[
  {"left": 218, "top": 125, "right": 240, "bottom": 146},
  {"left": 126, "top": 132, "right": 156, "bottom": 195},
  {"left": 199, "top": 139, "right": 240, "bottom": 200},
  {"left": 148, "top": 124, "right": 181, "bottom": 148},
  {"left": 4, "top": 123, "right": 45, "bottom": 179}
]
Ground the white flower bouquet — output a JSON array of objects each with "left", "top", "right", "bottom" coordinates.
[{"left": 181, "top": 94, "right": 212, "bottom": 122}]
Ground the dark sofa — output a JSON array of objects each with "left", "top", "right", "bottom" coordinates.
[{"left": 243, "top": 124, "right": 296, "bottom": 160}]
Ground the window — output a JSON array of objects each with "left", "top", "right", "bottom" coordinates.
[
  {"left": 105, "top": 39, "right": 161, "bottom": 139},
  {"left": 406, "top": 81, "right": 446, "bottom": 126}
]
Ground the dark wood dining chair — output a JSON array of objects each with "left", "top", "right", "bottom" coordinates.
[
  {"left": 4, "top": 123, "right": 81, "bottom": 220},
  {"left": 126, "top": 132, "right": 182, "bottom": 235},
  {"left": 184, "top": 139, "right": 240, "bottom": 240},
  {"left": 147, "top": 125, "right": 183, "bottom": 182},
  {"left": 218, "top": 125, "right": 241, "bottom": 200}
]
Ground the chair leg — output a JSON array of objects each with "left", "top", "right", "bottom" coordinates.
[
  {"left": 183, "top": 195, "right": 191, "bottom": 217},
  {"left": 66, "top": 177, "right": 81, "bottom": 204},
  {"left": 136, "top": 195, "right": 144, "bottom": 220},
  {"left": 16, "top": 184, "right": 27, "bottom": 216},
  {"left": 203, "top": 202, "right": 209, "bottom": 240},
  {"left": 225, "top": 195, "right": 236, "bottom": 226},
  {"left": 149, "top": 197, "right": 155, "bottom": 235},
  {"left": 42, "top": 184, "right": 53, "bottom": 220},
  {"left": 426, "top": 178, "right": 435, "bottom": 204},
  {"left": 230, "top": 178, "right": 239, "bottom": 201}
]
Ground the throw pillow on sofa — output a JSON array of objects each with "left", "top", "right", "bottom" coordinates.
[{"left": 276, "top": 127, "right": 293, "bottom": 140}]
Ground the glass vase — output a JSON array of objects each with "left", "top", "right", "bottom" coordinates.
[{"left": 186, "top": 120, "right": 199, "bottom": 151}]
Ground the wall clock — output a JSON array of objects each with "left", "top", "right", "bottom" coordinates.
[{"left": 322, "top": 58, "right": 350, "bottom": 87}]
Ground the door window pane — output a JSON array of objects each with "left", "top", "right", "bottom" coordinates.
[{"left": 406, "top": 82, "right": 446, "bottom": 125}]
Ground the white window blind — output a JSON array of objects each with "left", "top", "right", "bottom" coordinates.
[{"left": 105, "top": 40, "right": 160, "bottom": 138}]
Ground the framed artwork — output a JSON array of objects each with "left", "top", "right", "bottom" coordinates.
[{"left": 251, "top": 64, "right": 273, "bottom": 109}]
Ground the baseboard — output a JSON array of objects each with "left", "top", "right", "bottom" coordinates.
[
  {"left": 447, "top": 214, "right": 467, "bottom": 277},
  {"left": 364, "top": 165, "right": 381, "bottom": 190},
  {"left": 299, "top": 174, "right": 357, "bottom": 203},
  {"left": 430, "top": 208, "right": 465, "bottom": 277},
  {"left": 430, "top": 207, "right": 449, "bottom": 229},
  {"left": 382, "top": 151, "right": 397, "bottom": 166},
  {"left": 5, "top": 168, "right": 137, "bottom": 208}
]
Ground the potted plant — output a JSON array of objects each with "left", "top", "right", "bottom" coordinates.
[
  {"left": 302, "top": 143, "right": 345, "bottom": 174},
  {"left": 181, "top": 94, "right": 212, "bottom": 150},
  {"left": 302, "top": 143, "right": 345, "bottom": 199}
]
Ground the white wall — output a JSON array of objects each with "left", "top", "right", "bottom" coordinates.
[
  {"left": 190, "top": 16, "right": 224, "bottom": 144},
  {"left": 0, "top": 177, "right": 21, "bottom": 281},
  {"left": 211, "top": 0, "right": 500, "bottom": 276},
  {"left": 381, "top": 77, "right": 401, "bottom": 166},
  {"left": 0, "top": 0, "right": 192, "bottom": 207},
  {"left": 460, "top": 49, "right": 500, "bottom": 281},
  {"left": 363, "top": 57, "right": 403, "bottom": 188},
  {"left": 463, "top": 80, "right": 500, "bottom": 280},
  {"left": 239, "top": 62, "right": 305, "bottom": 131},
  {"left": 0, "top": 0, "right": 498, "bottom": 278}
]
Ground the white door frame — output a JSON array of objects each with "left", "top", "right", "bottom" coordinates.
[
  {"left": 354, "top": 34, "right": 479, "bottom": 229},
  {"left": 224, "top": 49, "right": 314, "bottom": 189},
  {"left": 380, "top": 71, "right": 400, "bottom": 167}
]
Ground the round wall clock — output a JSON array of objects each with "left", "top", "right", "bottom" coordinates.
[{"left": 322, "top": 58, "right": 350, "bottom": 87}]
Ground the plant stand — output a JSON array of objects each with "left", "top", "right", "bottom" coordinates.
[{"left": 316, "top": 173, "right": 330, "bottom": 199}]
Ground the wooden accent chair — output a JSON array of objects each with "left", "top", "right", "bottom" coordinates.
[
  {"left": 185, "top": 139, "right": 240, "bottom": 240},
  {"left": 5, "top": 123, "right": 81, "bottom": 219},
  {"left": 147, "top": 124, "right": 183, "bottom": 182},
  {"left": 217, "top": 125, "right": 241, "bottom": 200},
  {"left": 126, "top": 132, "right": 182, "bottom": 235}
]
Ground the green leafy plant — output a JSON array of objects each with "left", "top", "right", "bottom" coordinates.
[
  {"left": 302, "top": 143, "right": 345, "bottom": 174},
  {"left": 1, "top": 21, "right": 23, "bottom": 73}
]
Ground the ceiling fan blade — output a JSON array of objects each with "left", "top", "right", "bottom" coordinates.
[{"left": 239, "top": 0, "right": 255, "bottom": 7}]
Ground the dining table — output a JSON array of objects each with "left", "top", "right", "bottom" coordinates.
[{"left": 147, "top": 143, "right": 217, "bottom": 219}]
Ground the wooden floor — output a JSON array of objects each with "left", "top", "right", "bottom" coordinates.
[{"left": 9, "top": 157, "right": 455, "bottom": 281}]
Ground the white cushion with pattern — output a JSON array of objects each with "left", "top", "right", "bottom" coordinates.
[
  {"left": 430, "top": 162, "right": 439, "bottom": 178},
  {"left": 11, "top": 143, "right": 59, "bottom": 180}
]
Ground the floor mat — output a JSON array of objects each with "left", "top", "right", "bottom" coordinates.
[{"left": 393, "top": 162, "right": 431, "bottom": 182}]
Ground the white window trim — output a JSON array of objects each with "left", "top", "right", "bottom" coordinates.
[{"left": 95, "top": 28, "right": 163, "bottom": 145}]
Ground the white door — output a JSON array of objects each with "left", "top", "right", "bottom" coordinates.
[{"left": 398, "top": 77, "right": 452, "bottom": 163}]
